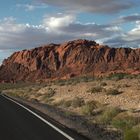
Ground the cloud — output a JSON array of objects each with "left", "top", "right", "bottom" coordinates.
[
  {"left": 39, "top": 0, "right": 135, "bottom": 14},
  {"left": 0, "top": 15, "right": 121, "bottom": 51},
  {"left": 113, "top": 13, "right": 140, "bottom": 24},
  {"left": 42, "top": 13, "right": 121, "bottom": 39},
  {"left": 104, "top": 21, "right": 140, "bottom": 48},
  {"left": 0, "top": 13, "right": 140, "bottom": 63},
  {"left": 123, "top": 21, "right": 140, "bottom": 41},
  {"left": 25, "top": 4, "right": 35, "bottom": 11},
  {"left": 0, "top": 16, "right": 77, "bottom": 50},
  {"left": 0, "top": 13, "right": 139, "bottom": 54},
  {"left": 0, "top": 49, "right": 14, "bottom": 64},
  {"left": 43, "top": 14, "right": 76, "bottom": 31},
  {"left": 16, "top": 3, "right": 48, "bottom": 11}
]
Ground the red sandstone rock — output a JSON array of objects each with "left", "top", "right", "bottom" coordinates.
[{"left": 0, "top": 39, "right": 140, "bottom": 82}]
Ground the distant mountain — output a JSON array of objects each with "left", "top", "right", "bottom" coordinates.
[{"left": 0, "top": 39, "right": 140, "bottom": 83}]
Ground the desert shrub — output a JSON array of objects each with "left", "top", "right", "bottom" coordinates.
[
  {"left": 112, "top": 112, "right": 139, "bottom": 130},
  {"left": 87, "top": 86, "right": 103, "bottom": 94},
  {"left": 20, "top": 93, "right": 29, "bottom": 99},
  {"left": 136, "top": 74, "right": 140, "bottom": 79},
  {"left": 8, "top": 92, "right": 21, "bottom": 97},
  {"left": 63, "top": 100, "right": 72, "bottom": 108},
  {"left": 69, "top": 77, "right": 81, "bottom": 85},
  {"left": 133, "top": 124, "right": 140, "bottom": 132},
  {"left": 0, "top": 83, "right": 34, "bottom": 91},
  {"left": 53, "top": 99, "right": 65, "bottom": 106},
  {"left": 45, "top": 88, "right": 55, "bottom": 98},
  {"left": 54, "top": 80, "right": 66, "bottom": 86},
  {"left": 100, "top": 82, "right": 107, "bottom": 86},
  {"left": 8, "top": 90, "right": 28, "bottom": 98},
  {"left": 64, "top": 111, "right": 74, "bottom": 117},
  {"left": 122, "top": 84, "right": 131, "bottom": 88},
  {"left": 71, "top": 76, "right": 95, "bottom": 83},
  {"left": 78, "top": 76, "right": 95, "bottom": 83},
  {"left": 124, "top": 129, "right": 139, "bottom": 140},
  {"left": 52, "top": 76, "right": 96, "bottom": 86},
  {"left": 30, "top": 98, "right": 39, "bottom": 102},
  {"left": 106, "top": 73, "right": 129, "bottom": 81},
  {"left": 81, "top": 100, "right": 100, "bottom": 116},
  {"left": 105, "top": 73, "right": 138, "bottom": 81},
  {"left": 40, "top": 92, "right": 54, "bottom": 103},
  {"left": 53, "top": 99, "right": 71, "bottom": 107},
  {"left": 97, "top": 107, "right": 121, "bottom": 124},
  {"left": 57, "top": 82, "right": 66, "bottom": 86},
  {"left": 55, "top": 79, "right": 74, "bottom": 86},
  {"left": 55, "top": 98, "right": 84, "bottom": 108},
  {"left": 34, "top": 93, "right": 42, "bottom": 98},
  {"left": 71, "top": 97, "right": 85, "bottom": 108},
  {"left": 40, "top": 88, "right": 56, "bottom": 103},
  {"left": 112, "top": 119, "right": 136, "bottom": 131},
  {"left": 106, "top": 88, "right": 121, "bottom": 95},
  {"left": 125, "top": 74, "right": 137, "bottom": 79}
]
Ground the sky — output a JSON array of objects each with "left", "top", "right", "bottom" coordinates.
[{"left": 0, "top": 0, "right": 140, "bottom": 63}]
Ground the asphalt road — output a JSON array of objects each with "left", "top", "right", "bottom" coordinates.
[{"left": 0, "top": 95, "right": 88, "bottom": 140}]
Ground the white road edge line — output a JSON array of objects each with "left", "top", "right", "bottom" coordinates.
[{"left": 2, "top": 95, "right": 75, "bottom": 140}]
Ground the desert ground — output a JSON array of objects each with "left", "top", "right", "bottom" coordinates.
[{"left": 1, "top": 74, "right": 140, "bottom": 140}]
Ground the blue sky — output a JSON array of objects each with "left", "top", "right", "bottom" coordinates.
[{"left": 0, "top": 0, "right": 140, "bottom": 63}]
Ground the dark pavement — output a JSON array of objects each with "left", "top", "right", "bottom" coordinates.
[{"left": 0, "top": 95, "right": 87, "bottom": 140}]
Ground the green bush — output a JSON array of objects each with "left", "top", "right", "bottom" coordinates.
[
  {"left": 106, "top": 89, "right": 121, "bottom": 95},
  {"left": 56, "top": 98, "right": 84, "bottom": 108},
  {"left": 81, "top": 100, "right": 100, "bottom": 116},
  {"left": 63, "top": 100, "right": 72, "bottom": 108},
  {"left": 97, "top": 107, "right": 121, "bottom": 124},
  {"left": 57, "top": 82, "right": 66, "bottom": 86},
  {"left": 133, "top": 124, "right": 140, "bottom": 133},
  {"left": 107, "top": 73, "right": 128, "bottom": 80},
  {"left": 124, "top": 129, "right": 139, "bottom": 140},
  {"left": 56, "top": 97, "right": 85, "bottom": 108},
  {"left": 54, "top": 99, "right": 72, "bottom": 108},
  {"left": 71, "top": 97, "right": 85, "bottom": 108},
  {"left": 122, "top": 84, "right": 131, "bottom": 88},
  {"left": 45, "top": 88, "right": 55, "bottom": 98},
  {"left": 53, "top": 76, "right": 95, "bottom": 86},
  {"left": 100, "top": 82, "right": 107, "bottom": 86},
  {"left": 112, "top": 119, "right": 135, "bottom": 131},
  {"left": 78, "top": 76, "right": 95, "bottom": 82},
  {"left": 87, "top": 86, "right": 103, "bottom": 94},
  {"left": 0, "top": 83, "right": 35, "bottom": 91},
  {"left": 112, "top": 112, "right": 139, "bottom": 130},
  {"left": 53, "top": 99, "right": 65, "bottom": 106},
  {"left": 9, "top": 92, "right": 21, "bottom": 97}
]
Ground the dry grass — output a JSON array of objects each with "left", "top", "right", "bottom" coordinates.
[{"left": 2, "top": 75, "right": 140, "bottom": 140}]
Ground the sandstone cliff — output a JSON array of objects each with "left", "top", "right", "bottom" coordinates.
[{"left": 0, "top": 39, "right": 140, "bottom": 82}]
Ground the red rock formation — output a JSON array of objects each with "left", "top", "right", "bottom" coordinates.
[{"left": 0, "top": 39, "right": 140, "bottom": 82}]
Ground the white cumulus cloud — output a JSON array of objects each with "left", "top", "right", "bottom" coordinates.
[{"left": 43, "top": 14, "right": 76, "bottom": 31}]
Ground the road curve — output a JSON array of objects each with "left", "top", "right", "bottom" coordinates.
[{"left": 0, "top": 95, "right": 88, "bottom": 140}]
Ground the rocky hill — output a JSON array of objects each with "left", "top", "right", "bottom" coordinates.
[{"left": 0, "top": 39, "right": 140, "bottom": 82}]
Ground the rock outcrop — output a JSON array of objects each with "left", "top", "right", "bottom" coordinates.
[{"left": 0, "top": 39, "right": 140, "bottom": 82}]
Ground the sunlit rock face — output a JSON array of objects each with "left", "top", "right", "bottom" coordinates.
[{"left": 1, "top": 39, "right": 140, "bottom": 82}]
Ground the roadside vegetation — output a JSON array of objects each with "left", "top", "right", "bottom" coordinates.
[{"left": 1, "top": 73, "right": 140, "bottom": 140}]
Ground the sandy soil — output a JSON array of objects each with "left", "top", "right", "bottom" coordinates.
[{"left": 36, "top": 79, "right": 140, "bottom": 110}]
